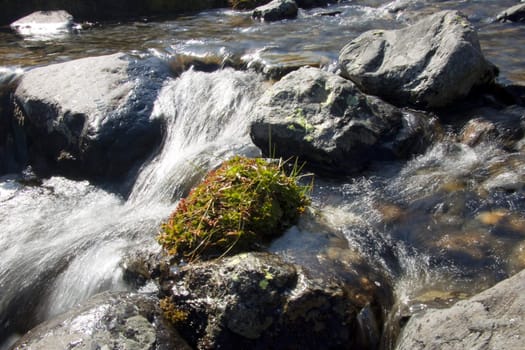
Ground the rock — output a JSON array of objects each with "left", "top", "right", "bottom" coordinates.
[
  {"left": 0, "top": 67, "right": 25, "bottom": 175},
  {"left": 253, "top": 0, "right": 298, "bottom": 21},
  {"left": 161, "top": 252, "right": 383, "bottom": 349},
  {"left": 229, "top": 0, "right": 272, "bottom": 10},
  {"left": 459, "top": 106, "right": 525, "bottom": 149},
  {"left": 395, "top": 269, "right": 525, "bottom": 350},
  {"left": 496, "top": 3, "right": 525, "bottom": 23},
  {"left": 0, "top": 0, "right": 230, "bottom": 26},
  {"left": 10, "top": 10, "right": 75, "bottom": 37},
  {"left": 14, "top": 53, "right": 169, "bottom": 181},
  {"left": 250, "top": 67, "right": 437, "bottom": 176},
  {"left": 13, "top": 292, "right": 191, "bottom": 350},
  {"left": 339, "top": 10, "right": 498, "bottom": 109},
  {"left": 296, "top": 0, "right": 337, "bottom": 8}
]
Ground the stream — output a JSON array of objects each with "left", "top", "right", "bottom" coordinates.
[{"left": 1, "top": 0, "right": 525, "bottom": 348}]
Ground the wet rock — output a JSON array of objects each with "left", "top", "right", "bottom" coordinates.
[
  {"left": 253, "top": 0, "right": 298, "bottom": 21},
  {"left": 250, "top": 67, "right": 437, "bottom": 176},
  {"left": 10, "top": 10, "right": 75, "bottom": 37},
  {"left": 13, "top": 292, "right": 190, "bottom": 350},
  {"left": 229, "top": 0, "right": 272, "bottom": 10},
  {"left": 0, "top": 67, "right": 25, "bottom": 175},
  {"left": 496, "top": 3, "right": 525, "bottom": 23},
  {"left": 161, "top": 252, "right": 379, "bottom": 349},
  {"left": 395, "top": 269, "right": 525, "bottom": 350},
  {"left": 459, "top": 106, "right": 525, "bottom": 149},
  {"left": 339, "top": 10, "right": 498, "bottom": 109},
  {"left": 14, "top": 53, "right": 169, "bottom": 182}
]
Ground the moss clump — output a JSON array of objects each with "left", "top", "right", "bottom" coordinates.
[
  {"left": 160, "top": 297, "right": 188, "bottom": 326},
  {"left": 158, "top": 156, "right": 311, "bottom": 260}
]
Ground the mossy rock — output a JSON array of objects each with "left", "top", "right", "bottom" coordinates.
[{"left": 158, "top": 156, "right": 310, "bottom": 260}]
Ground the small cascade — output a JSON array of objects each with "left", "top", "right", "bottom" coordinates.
[{"left": 129, "top": 68, "right": 264, "bottom": 205}]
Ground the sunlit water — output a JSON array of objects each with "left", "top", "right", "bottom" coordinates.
[{"left": 1, "top": 0, "right": 525, "bottom": 349}]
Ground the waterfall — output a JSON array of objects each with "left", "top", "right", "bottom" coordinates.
[{"left": 0, "top": 68, "right": 265, "bottom": 346}]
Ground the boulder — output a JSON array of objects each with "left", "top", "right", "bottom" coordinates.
[
  {"left": 339, "top": 10, "right": 498, "bottom": 109},
  {"left": 13, "top": 292, "right": 191, "bottom": 350},
  {"left": 0, "top": 67, "right": 25, "bottom": 175},
  {"left": 14, "top": 53, "right": 169, "bottom": 181},
  {"left": 496, "top": 3, "right": 525, "bottom": 23},
  {"left": 395, "top": 269, "right": 525, "bottom": 350},
  {"left": 10, "top": 10, "right": 75, "bottom": 37},
  {"left": 253, "top": 0, "right": 298, "bottom": 21},
  {"left": 250, "top": 66, "right": 437, "bottom": 176},
  {"left": 161, "top": 252, "right": 384, "bottom": 349},
  {"left": 229, "top": 0, "right": 271, "bottom": 10}
]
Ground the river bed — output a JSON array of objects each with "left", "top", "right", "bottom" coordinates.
[{"left": 1, "top": 1, "right": 525, "bottom": 348}]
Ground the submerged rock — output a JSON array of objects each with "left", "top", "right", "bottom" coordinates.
[
  {"left": 253, "top": 0, "right": 298, "bottom": 21},
  {"left": 13, "top": 292, "right": 190, "bottom": 350},
  {"left": 496, "top": 3, "right": 525, "bottom": 23},
  {"left": 10, "top": 10, "right": 75, "bottom": 37},
  {"left": 458, "top": 105, "right": 525, "bottom": 149},
  {"left": 395, "top": 269, "right": 525, "bottom": 350},
  {"left": 161, "top": 252, "right": 382, "bottom": 349},
  {"left": 14, "top": 53, "right": 169, "bottom": 181},
  {"left": 250, "top": 66, "right": 437, "bottom": 176},
  {"left": 339, "top": 10, "right": 498, "bottom": 109}
]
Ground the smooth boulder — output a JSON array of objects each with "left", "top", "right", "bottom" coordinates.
[
  {"left": 10, "top": 10, "right": 74, "bottom": 37},
  {"left": 395, "top": 269, "right": 525, "bottom": 350},
  {"left": 13, "top": 292, "right": 190, "bottom": 350},
  {"left": 250, "top": 66, "right": 437, "bottom": 175},
  {"left": 253, "top": 0, "right": 298, "bottom": 21},
  {"left": 14, "top": 53, "right": 169, "bottom": 181},
  {"left": 496, "top": 3, "right": 525, "bottom": 23},
  {"left": 161, "top": 252, "right": 382, "bottom": 349},
  {"left": 339, "top": 10, "right": 498, "bottom": 109}
]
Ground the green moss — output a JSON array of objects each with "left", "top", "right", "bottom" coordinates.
[{"left": 158, "top": 156, "right": 311, "bottom": 261}]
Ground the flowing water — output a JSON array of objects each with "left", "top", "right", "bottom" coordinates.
[{"left": 1, "top": 0, "right": 525, "bottom": 348}]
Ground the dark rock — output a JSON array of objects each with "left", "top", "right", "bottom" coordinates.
[
  {"left": 496, "top": 3, "right": 525, "bottom": 23},
  {"left": 253, "top": 0, "right": 298, "bottom": 21},
  {"left": 0, "top": 67, "right": 25, "bottom": 175},
  {"left": 395, "top": 269, "right": 525, "bottom": 350},
  {"left": 14, "top": 53, "right": 169, "bottom": 182},
  {"left": 250, "top": 66, "right": 437, "bottom": 176},
  {"left": 458, "top": 106, "right": 525, "bottom": 149},
  {"left": 339, "top": 10, "right": 498, "bottom": 109},
  {"left": 13, "top": 292, "right": 191, "bottom": 350},
  {"left": 10, "top": 10, "right": 75, "bottom": 37},
  {"left": 161, "top": 252, "right": 382, "bottom": 349}
]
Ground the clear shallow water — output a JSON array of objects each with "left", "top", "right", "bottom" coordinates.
[{"left": 1, "top": 0, "right": 525, "bottom": 348}]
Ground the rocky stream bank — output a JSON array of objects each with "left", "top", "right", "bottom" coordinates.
[{"left": 2, "top": 1, "right": 525, "bottom": 350}]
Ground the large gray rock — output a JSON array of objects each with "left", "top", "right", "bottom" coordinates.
[
  {"left": 496, "top": 3, "right": 525, "bottom": 23},
  {"left": 161, "top": 252, "right": 385, "bottom": 349},
  {"left": 339, "top": 10, "right": 498, "bottom": 109},
  {"left": 14, "top": 53, "right": 169, "bottom": 181},
  {"left": 395, "top": 269, "right": 525, "bottom": 350},
  {"left": 13, "top": 292, "right": 191, "bottom": 350},
  {"left": 253, "top": 0, "right": 298, "bottom": 21},
  {"left": 250, "top": 66, "right": 437, "bottom": 175},
  {"left": 10, "top": 10, "right": 74, "bottom": 37}
]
